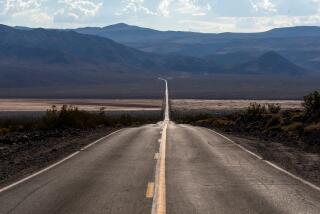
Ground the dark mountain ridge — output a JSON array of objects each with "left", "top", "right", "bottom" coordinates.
[
  {"left": 1, "top": 24, "right": 308, "bottom": 76},
  {"left": 0, "top": 24, "right": 226, "bottom": 88},
  {"left": 228, "top": 51, "right": 304, "bottom": 74},
  {"left": 73, "top": 23, "right": 320, "bottom": 46},
  {"left": 71, "top": 23, "right": 320, "bottom": 71},
  {"left": 1, "top": 25, "right": 151, "bottom": 66},
  {"left": 0, "top": 24, "right": 316, "bottom": 99}
]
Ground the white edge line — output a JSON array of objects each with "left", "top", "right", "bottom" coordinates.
[
  {"left": 206, "top": 128, "right": 320, "bottom": 192},
  {"left": 0, "top": 151, "right": 79, "bottom": 193},
  {"left": 264, "top": 160, "right": 320, "bottom": 192},
  {"left": 0, "top": 128, "right": 124, "bottom": 194},
  {"left": 206, "top": 128, "right": 263, "bottom": 160},
  {"left": 80, "top": 129, "right": 123, "bottom": 151}
]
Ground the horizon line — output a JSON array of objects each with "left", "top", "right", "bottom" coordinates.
[{"left": 4, "top": 22, "right": 320, "bottom": 35}]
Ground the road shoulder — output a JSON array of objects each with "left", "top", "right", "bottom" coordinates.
[
  {"left": 215, "top": 131, "right": 320, "bottom": 187},
  {"left": 0, "top": 127, "right": 119, "bottom": 188}
]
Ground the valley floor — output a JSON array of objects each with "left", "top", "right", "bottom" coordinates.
[{"left": 0, "top": 98, "right": 301, "bottom": 112}]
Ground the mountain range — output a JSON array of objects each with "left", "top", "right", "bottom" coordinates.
[
  {"left": 0, "top": 23, "right": 319, "bottom": 98},
  {"left": 75, "top": 23, "right": 320, "bottom": 72}
]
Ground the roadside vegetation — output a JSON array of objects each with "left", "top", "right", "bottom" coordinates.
[
  {"left": 173, "top": 91, "right": 320, "bottom": 153},
  {"left": 0, "top": 105, "right": 160, "bottom": 135}
]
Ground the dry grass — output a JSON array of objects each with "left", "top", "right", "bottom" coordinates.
[
  {"left": 171, "top": 99, "right": 302, "bottom": 111},
  {"left": 304, "top": 122, "right": 320, "bottom": 133}
]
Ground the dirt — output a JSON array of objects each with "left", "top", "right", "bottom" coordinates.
[
  {"left": 172, "top": 99, "right": 302, "bottom": 111},
  {"left": 0, "top": 127, "right": 118, "bottom": 188},
  {"left": 0, "top": 99, "right": 302, "bottom": 112},
  {"left": 0, "top": 99, "right": 162, "bottom": 112},
  {"left": 223, "top": 132, "right": 320, "bottom": 186}
]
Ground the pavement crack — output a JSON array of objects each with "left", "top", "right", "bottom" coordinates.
[{"left": 6, "top": 179, "right": 54, "bottom": 214}]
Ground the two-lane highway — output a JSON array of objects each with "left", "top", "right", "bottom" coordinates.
[{"left": 0, "top": 79, "right": 319, "bottom": 214}]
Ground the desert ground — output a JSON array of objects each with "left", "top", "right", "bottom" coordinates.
[
  {"left": 171, "top": 99, "right": 302, "bottom": 111},
  {"left": 0, "top": 99, "right": 162, "bottom": 112},
  {"left": 0, "top": 99, "right": 302, "bottom": 112}
]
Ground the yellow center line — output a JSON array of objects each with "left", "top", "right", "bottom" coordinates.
[
  {"left": 158, "top": 122, "right": 167, "bottom": 214},
  {"left": 152, "top": 122, "right": 168, "bottom": 214},
  {"left": 146, "top": 182, "right": 155, "bottom": 198},
  {"left": 152, "top": 78, "right": 169, "bottom": 214}
]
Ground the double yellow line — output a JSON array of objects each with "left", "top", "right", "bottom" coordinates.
[
  {"left": 152, "top": 121, "right": 168, "bottom": 214},
  {"left": 152, "top": 78, "right": 169, "bottom": 214}
]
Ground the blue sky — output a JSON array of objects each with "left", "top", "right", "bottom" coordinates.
[{"left": 1, "top": 0, "right": 320, "bottom": 32}]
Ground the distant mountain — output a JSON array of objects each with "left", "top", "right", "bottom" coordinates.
[
  {"left": 73, "top": 24, "right": 320, "bottom": 71},
  {"left": 75, "top": 23, "right": 191, "bottom": 43},
  {"left": 0, "top": 24, "right": 307, "bottom": 78},
  {"left": 75, "top": 23, "right": 320, "bottom": 43},
  {"left": 0, "top": 24, "right": 157, "bottom": 67},
  {"left": 0, "top": 24, "right": 318, "bottom": 99},
  {"left": 14, "top": 26, "right": 33, "bottom": 31},
  {"left": 0, "top": 24, "right": 225, "bottom": 88},
  {"left": 205, "top": 52, "right": 256, "bottom": 68},
  {"left": 264, "top": 26, "right": 320, "bottom": 38},
  {"left": 228, "top": 51, "right": 305, "bottom": 74}
]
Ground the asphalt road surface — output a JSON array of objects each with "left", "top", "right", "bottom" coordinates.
[
  {"left": 0, "top": 122, "right": 319, "bottom": 214},
  {"left": 0, "top": 80, "right": 319, "bottom": 213},
  {"left": 0, "top": 125, "right": 160, "bottom": 214},
  {"left": 166, "top": 123, "right": 320, "bottom": 214}
]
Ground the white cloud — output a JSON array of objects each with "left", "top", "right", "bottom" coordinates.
[
  {"left": 176, "top": 0, "right": 211, "bottom": 16},
  {"left": 179, "top": 14, "right": 320, "bottom": 33},
  {"left": 157, "top": 0, "right": 211, "bottom": 17},
  {"left": 0, "top": 0, "right": 52, "bottom": 25},
  {"left": 179, "top": 19, "right": 236, "bottom": 32},
  {"left": 0, "top": 0, "right": 44, "bottom": 15},
  {"left": 158, "top": 0, "right": 172, "bottom": 17},
  {"left": 116, "top": 0, "right": 156, "bottom": 16},
  {"left": 118, "top": 0, "right": 211, "bottom": 18},
  {"left": 250, "top": 0, "right": 277, "bottom": 13},
  {"left": 54, "top": 9, "right": 79, "bottom": 22},
  {"left": 29, "top": 11, "right": 52, "bottom": 24},
  {"left": 54, "top": 0, "right": 103, "bottom": 23}
]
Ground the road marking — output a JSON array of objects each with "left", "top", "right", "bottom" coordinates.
[
  {"left": 154, "top": 153, "right": 159, "bottom": 160},
  {"left": 206, "top": 128, "right": 320, "bottom": 192},
  {"left": 0, "top": 151, "right": 79, "bottom": 194},
  {"left": 208, "top": 129, "right": 262, "bottom": 160},
  {"left": 152, "top": 122, "right": 168, "bottom": 214},
  {"left": 152, "top": 78, "right": 169, "bottom": 214},
  {"left": 146, "top": 182, "right": 155, "bottom": 198},
  {"left": 80, "top": 129, "right": 124, "bottom": 151},
  {"left": 0, "top": 128, "right": 124, "bottom": 194},
  {"left": 265, "top": 160, "right": 320, "bottom": 192}
]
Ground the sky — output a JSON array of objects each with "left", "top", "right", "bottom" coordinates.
[{"left": 1, "top": 0, "right": 320, "bottom": 33}]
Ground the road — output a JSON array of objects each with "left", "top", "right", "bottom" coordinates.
[{"left": 0, "top": 80, "right": 319, "bottom": 214}]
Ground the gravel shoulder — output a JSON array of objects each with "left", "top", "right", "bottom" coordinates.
[
  {"left": 222, "top": 131, "right": 320, "bottom": 186},
  {"left": 0, "top": 127, "right": 119, "bottom": 188}
]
